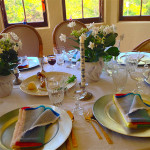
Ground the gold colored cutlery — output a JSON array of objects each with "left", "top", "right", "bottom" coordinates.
[
  {"left": 66, "top": 111, "right": 78, "bottom": 149},
  {"left": 84, "top": 109, "right": 113, "bottom": 144}
]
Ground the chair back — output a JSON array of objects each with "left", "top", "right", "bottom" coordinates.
[
  {"left": 52, "top": 20, "right": 86, "bottom": 51},
  {"left": 133, "top": 39, "right": 150, "bottom": 52},
  {"left": 1, "top": 24, "right": 43, "bottom": 57}
]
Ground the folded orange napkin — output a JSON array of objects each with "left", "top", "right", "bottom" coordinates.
[
  {"left": 11, "top": 105, "right": 60, "bottom": 149},
  {"left": 113, "top": 93, "right": 150, "bottom": 128}
]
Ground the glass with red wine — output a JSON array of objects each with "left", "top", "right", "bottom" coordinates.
[{"left": 47, "top": 55, "right": 56, "bottom": 71}]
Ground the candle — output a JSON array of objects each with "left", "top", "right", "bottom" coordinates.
[{"left": 80, "top": 36, "right": 85, "bottom": 88}]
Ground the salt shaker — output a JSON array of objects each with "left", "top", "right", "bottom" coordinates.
[{"left": 13, "top": 67, "right": 22, "bottom": 85}]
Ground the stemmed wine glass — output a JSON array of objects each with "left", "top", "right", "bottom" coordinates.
[
  {"left": 47, "top": 55, "right": 56, "bottom": 71},
  {"left": 53, "top": 47, "right": 65, "bottom": 66},
  {"left": 65, "top": 50, "right": 76, "bottom": 68},
  {"left": 129, "top": 68, "right": 144, "bottom": 94},
  {"left": 73, "top": 91, "right": 84, "bottom": 115}
]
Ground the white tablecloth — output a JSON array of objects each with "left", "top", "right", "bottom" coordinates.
[{"left": 0, "top": 63, "right": 150, "bottom": 150}]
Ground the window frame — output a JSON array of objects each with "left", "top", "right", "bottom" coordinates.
[
  {"left": 119, "top": 0, "right": 150, "bottom": 21},
  {"left": 62, "top": 0, "right": 104, "bottom": 24},
  {"left": 0, "top": 0, "right": 48, "bottom": 28}
]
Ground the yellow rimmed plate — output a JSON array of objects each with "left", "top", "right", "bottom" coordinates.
[
  {"left": 0, "top": 105, "right": 72, "bottom": 150},
  {"left": 93, "top": 94, "right": 150, "bottom": 137},
  {"left": 20, "top": 72, "right": 77, "bottom": 96}
]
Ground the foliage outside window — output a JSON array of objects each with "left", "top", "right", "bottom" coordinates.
[
  {"left": 0, "top": 0, "right": 48, "bottom": 28},
  {"left": 119, "top": 0, "right": 150, "bottom": 21},
  {"left": 62, "top": 0, "right": 104, "bottom": 23}
]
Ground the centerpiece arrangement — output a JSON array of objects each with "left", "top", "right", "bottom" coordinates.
[
  {"left": 59, "top": 21, "right": 120, "bottom": 81},
  {"left": 0, "top": 32, "right": 22, "bottom": 97}
]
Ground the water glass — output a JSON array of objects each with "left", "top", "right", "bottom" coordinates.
[
  {"left": 125, "top": 55, "right": 138, "bottom": 73},
  {"left": 104, "top": 59, "right": 117, "bottom": 76},
  {"left": 112, "top": 65, "right": 128, "bottom": 93},
  {"left": 53, "top": 47, "right": 65, "bottom": 65},
  {"left": 45, "top": 75, "right": 66, "bottom": 106}
]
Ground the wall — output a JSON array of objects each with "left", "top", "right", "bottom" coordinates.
[
  {"left": 110, "top": 0, "right": 150, "bottom": 52},
  {"left": 0, "top": 0, "right": 150, "bottom": 54}
]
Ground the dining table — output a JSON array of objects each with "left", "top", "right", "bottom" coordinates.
[{"left": 0, "top": 58, "right": 150, "bottom": 150}]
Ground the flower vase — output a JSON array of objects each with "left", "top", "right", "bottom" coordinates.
[
  {"left": 85, "top": 57, "right": 104, "bottom": 82},
  {"left": 0, "top": 74, "right": 14, "bottom": 98}
]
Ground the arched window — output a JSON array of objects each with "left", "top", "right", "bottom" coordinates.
[{"left": 0, "top": 0, "right": 48, "bottom": 28}]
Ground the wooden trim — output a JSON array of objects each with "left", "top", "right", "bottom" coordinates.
[
  {"left": 119, "top": 0, "right": 150, "bottom": 21},
  {"left": 2, "top": 24, "right": 43, "bottom": 57},
  {"left": 133, "top": 38, "right": 150, "bottom": 52},
  {"left": 62, "top": 0, "right": 66, "bottom": 21},
  {"left": 1, "top": 0, "right": 48, "bottom": 28},
  {"left": 52, "top": 20, "right": 87, "bottom": 48}
]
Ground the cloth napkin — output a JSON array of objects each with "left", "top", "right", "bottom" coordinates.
[
  {"left": 18, "top": 56, "right": 29, "bottom": 69},
  {"left": 11, "top": 105, "right": 60, "bottom": 149},
  {"left": 113, "top": 93, "right": 150, "bottom": 128}
]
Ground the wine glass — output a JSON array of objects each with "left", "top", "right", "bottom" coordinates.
[
  {"left": 112, "top": 65, "right": 128, "bottom": 93},
  {"left": 129, "top": 68, "right": 144, "bottom": 94},
  {"left": 53, "top": 46, "right": 65, "bottom": 66},
  {"left": 65, "top": 50, "right": 76, "bottom": 68},
  {"left": 47, "top": 55, "right": 56, "bottom": 71},
  {"left": 73, "top": 92, "right": 84, "bottom": 115}
]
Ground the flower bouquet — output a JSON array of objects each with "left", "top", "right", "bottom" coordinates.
[
  {"left": 59, "top": 22, "right": 120, "bottom": 62},
  {"left": 0, "top": 32, "right": 22, "bottom": 97},
  {"left": 0, "top": 32, "right": 22, "bottom": 76}
]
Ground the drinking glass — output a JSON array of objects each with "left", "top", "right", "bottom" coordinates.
[
  {"left": 65, "top": 50, "right": 76, "bottom": 68},
  {"left": 45, "top": 75, "right": 66, "bottom": 106},
  {"left": 125, "top": 55, "right": 138, "bottom": 74},
  {"left": 129, "top": 68, "right": 144, "bottom": 93},
  {"left": 104, "top": 59, "right": 117, "bottom": 76},
  {"left": 73, "top": 91, "right": 83, "bottom": 115},
  {"left": 47, "top": 55, "right": 56, "bottom": 71},
  {"left": 53, "top": 47, "right": 65, "bottom": 66},
  {"left": 112, "top": 65, "right": 128, "bottom": 93}
]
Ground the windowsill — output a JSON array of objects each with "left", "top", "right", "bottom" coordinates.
[{"left": 118, "top": 21, "right": 150, "bottom": 24}]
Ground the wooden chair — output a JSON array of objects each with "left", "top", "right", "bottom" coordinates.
[
  {"left": 52, "top": 20, "right": 86, "bottom": 51},
  {"left": 132, "top": 39, "right": 150, "bottom": 52},
  {"left": 1, "top": 24, "right": 43, "bottom": 57}
]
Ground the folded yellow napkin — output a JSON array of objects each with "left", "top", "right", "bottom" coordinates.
[{"left": 113, "top": 93, "right": 150, "bottom": 128}]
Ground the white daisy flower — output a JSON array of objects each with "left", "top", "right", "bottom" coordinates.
[
  {"left": 59, "top": 33, "right": 66, "bottom": 42},
  {"left": 88, "top": 41, "right": 95, "bottom": 50},
  {"left": 79, "top": 33, "right": 87, "bottom": 41},
  {"left": 67, "top": 21, "right": 76, "bottom": 28}
]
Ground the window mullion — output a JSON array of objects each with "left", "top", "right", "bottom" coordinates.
[
  {"left": 140, "top": 0, "right": 142, "bottom": 16},
  {"left": 82, "top": 0, "right": 84, "bottom": 19},
  {"left": 22, "top": 0, "right": 27, "bottom": 22}
]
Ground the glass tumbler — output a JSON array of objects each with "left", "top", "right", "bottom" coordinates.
[
  {"left": 45, "top": 75, "right": 66, "bottom": 106},
  {"left": 112, "top": 65, "right": 128, "bottom": 93}
]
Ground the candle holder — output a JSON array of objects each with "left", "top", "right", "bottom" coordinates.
[
  {"left": 78, "top": 36, "right": 93, "bottom": 101},
  {"left": 13, "top": 67, "right": 22, "bottom": 85},
  {"left": 76, "top": 83, "right": 93, "bottom": 101}
]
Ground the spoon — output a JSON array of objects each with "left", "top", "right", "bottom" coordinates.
[{"left": 67, "top": 110, "right": 78, "bottom": 148}]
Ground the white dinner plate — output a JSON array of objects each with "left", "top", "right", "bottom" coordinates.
[
  {"left": 93, "top": 94, "right": 150, "bottom": 137},
  {"left": 0, "top": 105, "right": 72, "bottom": 150},
  {"left": 20, "top": 72, "right": 77, "bottom": 96},
  {"left": 19, "top": 57, "right": 40, "bottom": 71},
  {"left": 117, "top": 52, "right": 150, "bottom": 65}
]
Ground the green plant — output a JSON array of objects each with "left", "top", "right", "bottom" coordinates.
[
  {"left": 59, "top": 22, "right": 120, "bottom": 62},
  {"left": 0, "top": 32, "right": 22, "bottom": 76}
]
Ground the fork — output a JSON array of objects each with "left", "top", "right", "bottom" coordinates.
[
  {"left": 88, "top": 109, "right": 113, "bottom": 144},
  {"left": 84, "top": 111, "right": 102, "bottom": 139}
]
